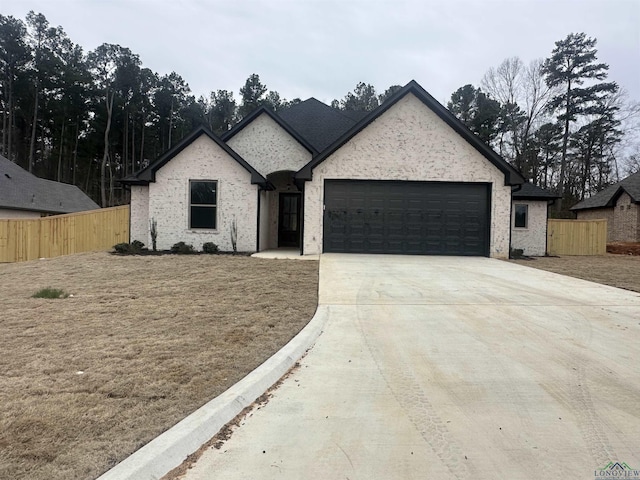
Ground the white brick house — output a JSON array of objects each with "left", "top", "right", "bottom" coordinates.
[
  {"left": 126, "top": 129, "right": 268, "bottom": 252},
  {"left": 124, "top": 80, "right": 555, "bottom": 257}
]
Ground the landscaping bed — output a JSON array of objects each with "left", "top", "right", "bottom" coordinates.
[
  {"left": 607, "top": 242, "right": 640, "bottom": 256},
  {"left": 0, "top": 252, "right": 319, "bottom": 480}
]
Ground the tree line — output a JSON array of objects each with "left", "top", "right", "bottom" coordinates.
[
  {"left": 0, "top": 12, "right": 306, "bottom": 207},
  {"left": 1, "top": 15, "right": 638, "bottom": 213},
  {"left": 445, "top": 33, "right": 639, "bottom": 213},
  {"left": 323, "top": 34, "right": 639, "bottom": 214}
]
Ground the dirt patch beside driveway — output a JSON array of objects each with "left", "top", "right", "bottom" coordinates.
[
  {"left": 508, "top": 254, "right": 640, "bottom": 293},
  {"left": 0, "top": 252, "right": 318, "bottom": 480}
]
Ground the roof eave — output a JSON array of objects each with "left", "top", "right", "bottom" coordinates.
[
  {"left": 294, "top": 80, "right": 524, "bottom": 186},
  {"left": 513, "top": 195, "right": 561, "bottom": 201},
  {"left": 0, "top": 203, "right": 73, "bottom": 214},
  {"left": 123, "top": 125, "right": 268, "bottom": 187},
  {"left": 119, "top": 178, "right": 150, "bottom": 186}
]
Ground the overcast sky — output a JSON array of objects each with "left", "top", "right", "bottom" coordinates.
[{"left": 4, "top": 0, "right": 640, "bottom": 106}]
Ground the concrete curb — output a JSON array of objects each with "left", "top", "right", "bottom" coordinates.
[{"left": 97, "top": 306, "right": 329, "bottom": 480}]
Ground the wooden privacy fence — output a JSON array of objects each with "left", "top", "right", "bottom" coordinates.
[
  {"left": 0, "top": 205, "right": 129, "bottom": 263},
  {"left": 547, "top": 219, "right": 607, "bottom": 256}
]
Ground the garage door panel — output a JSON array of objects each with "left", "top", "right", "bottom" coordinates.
[{"left": 324, "top": 180, "right": 490, "bottom": 256}]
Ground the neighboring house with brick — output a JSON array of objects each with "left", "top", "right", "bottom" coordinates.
[
  {"left": 0, "top": 155, "right": 99, "bottom": 218},
  {"left": 124, "top": 80, "right": 555, "bottom": 258},
  {"left": 571, "top": 172, "right": 640, "bottom": 242}
]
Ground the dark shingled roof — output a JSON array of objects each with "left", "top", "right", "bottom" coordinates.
[
  {"left": 339, "top": 109, "right": 370, "bottom": 122},
  {"left": 124, "top": 82, "right": 526, "bottom": 190},
  {"left": 512, "top": 182, "right": 560, "bottom": 200},
  {"left": 0, "top": 155, "right": 99, "bottom": 214},
  {"left": 278, "top": 98, "right": 362, "bottom": 152},
  {"left": 571, "top": 172, "right": 640, "bottom": 210}
]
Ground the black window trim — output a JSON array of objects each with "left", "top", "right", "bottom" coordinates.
[
  {"left": 189, "top": 179, "right": 218, "bottom": 230},
  {"left": 514, "top": 203, "right": 528, "bottom": 229}
]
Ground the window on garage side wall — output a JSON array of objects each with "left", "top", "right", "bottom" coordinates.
[
  {"left": 514, "top": 204, "right": 528, "bottom": 228},
  {"left": 190, "top": 180, "right": 217, "bottom": 229}
]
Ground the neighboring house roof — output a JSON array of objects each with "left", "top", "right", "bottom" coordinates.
[
  {"left": 122, "top": 125, "right": 269, "bottom": 187},
  {"left": 221, "top": 106, "right": 318, "bottom": 155},
  {"left": 512, "top": 183, "right": 560, "bottom": 201},
  {"left": 571, "top": 172, "right": 640, "bottom": 210},
  {"left": 295, "top": 80, "right": 525, "bottom": 186},
  {"left": 0, "top": 155, "right": 99, "bottom": 214},
  {"left": 278, "top": 98, "right": 362, "bottom": 152}
]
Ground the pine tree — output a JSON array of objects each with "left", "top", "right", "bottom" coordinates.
[
  {"left": 542, "top": 32, "right": 618, "bottom": 211},
  {"left": 238, "top": 74, "right": 267, "bottom": 119}
]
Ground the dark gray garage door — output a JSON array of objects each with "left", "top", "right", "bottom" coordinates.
[{"left": 323, "top": 180, "right": 490, "bottom": 256}]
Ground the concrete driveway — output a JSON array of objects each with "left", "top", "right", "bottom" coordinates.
[{"left": 181, "top": 254, "right": 640, "bottom": 480}]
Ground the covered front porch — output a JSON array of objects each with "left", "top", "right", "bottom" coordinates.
[{"left": 258, "top": 170, "right": 303, "bottom": 252}]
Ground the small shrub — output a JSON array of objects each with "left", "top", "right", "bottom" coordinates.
[
  {"left": 32, "top": 287, "right": 69, "bottom": 299},
  {"left": 171, "top": 241, "right": 196, "bottom": 254},
  {"left": 202, "top": 242, "right": 219, "bottom": 254},
  {"left": 113, "top": 242, "right": 132, "bottom": 254},
  {"left": 113, "top": 241, "right": 144, "bottom": 254},
  {"left": 510, "top": 248, "right": 525, "bottom": 259}
]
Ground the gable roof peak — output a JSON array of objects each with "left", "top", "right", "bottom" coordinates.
[
  {"left": 299, "top": 97, "right": 328, "bottom": 105},
  {"left": 571, "top": 170, "right": 640, "bottom": 210},
  {"left": 221, "top": 105, "right": 317, "bottom": 155},
  {"left": 122, "top": 124, "right": 268, "bottom": 187},
  {"left": 295, "top": 80, "right": 524, "bottom": 186},
  {"left": 277, "top": 98, "right": 361, "bottom": 152}
]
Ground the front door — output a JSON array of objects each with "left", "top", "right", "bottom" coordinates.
[{"left": 278, "top": 193, "right": 301, "bottom": 247}]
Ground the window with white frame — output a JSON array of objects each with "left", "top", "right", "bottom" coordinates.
[
  {"left": 190, "top": 180, "right": 217, "bottom": 229},
  {"left": 514, "top": 204, "right": 528, "bottom": 228}
]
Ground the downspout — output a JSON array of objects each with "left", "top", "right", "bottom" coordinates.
[
  {"left": 509, "top": 184, "right": 522, "bottom": 259},
  {"left": 124, "top": 184, "right": 132, "bottom": 243},
  {"left": 487, "top": 183, "right": 493, "bottom": 258},
  {"left": 545, "top": 198, "right": 556, "bottom": 256},
  {"left": 299, "top": 182, "right": 305, "bottom": 256},
  {"left": 256, "top": 187, "right": 261, "bottom": 252}
]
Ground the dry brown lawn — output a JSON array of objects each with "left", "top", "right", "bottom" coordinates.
[
  {"left": 509, "top": 253, "right": 640, "bottom": 293},
  {"left": 0, "top": 252, "right": 318, "bottom": 480}
]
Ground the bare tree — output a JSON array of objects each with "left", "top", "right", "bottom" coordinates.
[
  {"left": 481, "top": 57, "right": 554, "bottom": 176},
  {"left": 481, "top": 56, "right": 523, "bottom": 107}
]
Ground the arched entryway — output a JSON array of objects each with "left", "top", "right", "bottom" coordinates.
[{"left": 261, "top": 170, "right": 301, "bottom": 251}]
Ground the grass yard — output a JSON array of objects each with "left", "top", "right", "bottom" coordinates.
[
  {"left": 0, "top": 252, "right": 318, "bottom": 480},
  {"left": 509, "top": 253, "right": 640, "bottom": 293}
]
